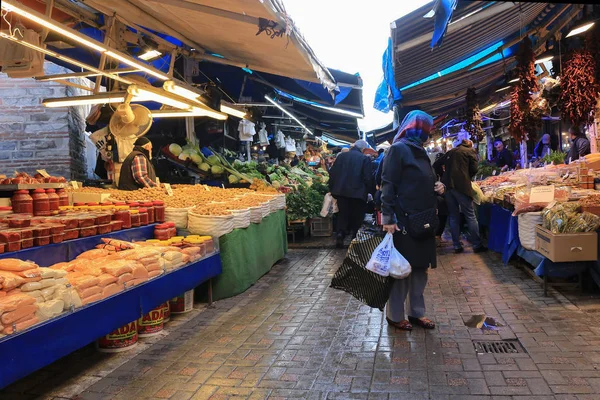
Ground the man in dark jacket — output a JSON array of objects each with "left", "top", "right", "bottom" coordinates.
[
  {"left": 565, "top": 127, "right": 591, "bottom": 164},
  {"left": 329, "top": 139, "right": 373, "bottom": 247},
  {"left": 494, "top": 139, "right": 514, "bottom": 171},
  {"left": 443, "top": 139, "right": 487, "bottom": 254}
]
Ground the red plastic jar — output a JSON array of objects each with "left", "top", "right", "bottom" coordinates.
[
  {"left": 154, "top": 223, "right": 170, "bottom": 240},
  {"left": 113, "top": 201, "right": 127, "bottom": 206},
  {"left": 80, "top": 225, "right": 98, "bottom": 238},
  {"left": 14, "top": 228, "right": 33, "bottom": 240},
  {"left": 34, "top": 236, "right": 51, "bottom": 247},
  {"left": 32, "top": 189, "right": 51, "bottom": 216},
  {"left": 6, "top": 241, "right": 21, "bottom": 252},
  {"left": 127, "top": 201, "right": 140, "bottom": 209},
  {"left": 0, "top": 207, "right": 12, "bottom": 217},
  {"left": 109, "top": 220, "right": 123, "bottom": 232},
  {"left": 63, "top": 229, "right": 79, "bottom": 240},
  {"left": 51, "top": 233, "right": 65, "bottom": 244},
  {"left": 8, "top": 216, "right": 31, "bottom": 228},
  {"left": 130, "top": 212, "right": 141, "bottom": 228},
  {"left": 56, "top": 188, "right": 69, "bottom": 207},
  {"left": 138, "top": 208, "right": 149, "bottom": 226},
  {"left": 166, "top": 222, "right": 176, "bottom": 238},
  {"left": 32, "top": 225, "right": 51, "bottom": 238},
  {"left": 86, "top": 202, "right": 99, "bottom": 207},
  {"left": 11, "top": 190, "right": 33, "bottom": 215},
  {"left": 153, "top": 201, "right": 165, "bottom": 223},
  {"left": 113, "top": 210, "right": 131, "bottom": 229},
  {"left": 141, "top": 202, "right": 155, "bottom": 224},
  {"left": 97, "top": 224, "right": 112, "bottom": 235},
  {"left": 20, "top": 238, "right": 34, "bottom": 249},
  {"left": 46, "top": 189, "right": 60, "bottom": 212},
  {"left": 0, "top": 243, "right": 5, "bottom": 254}
]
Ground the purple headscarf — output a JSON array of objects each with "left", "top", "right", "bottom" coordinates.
[{"left": 392, "top": 110, "right": 434, "bottom": 144}]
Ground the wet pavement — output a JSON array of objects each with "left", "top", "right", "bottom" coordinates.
[{"left": 3, "top": 241, "right": 600, "bottom": 400}]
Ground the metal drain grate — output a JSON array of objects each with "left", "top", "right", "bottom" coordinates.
[{"left": 473, "top": 340, "right": 525, "bottom": 354}]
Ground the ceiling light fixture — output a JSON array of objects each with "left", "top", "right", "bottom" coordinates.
[
  {"left": 163, "top": 80, "right": 203, "bottom": 104},
  {"left": 127, "top": 85, "right": 192, "bottom": 110},
  {"left": 152, "top": 107, "right": 226, "bottom": 120},
  {"left": 265, "top": 95, "right": 313, "bottom": 135},
  {"left": 480, "top": 103, "right": 498, "bottom": 113},
  {"left": 495, "top": 86, "right": 511, "bottom": 92},
  {"left": 220, "top": 102, "right": 247, "bottom": 119},
  {"left": 138, "top": 49, "right": 162, "bottom": 61},
  {"left": 1, "top": 0, "right": 168, "bottom": 81},
  {"left": 509, "top": 78, "right": 520, "bottom": 83},
  {"left": 566, "top": 21, "right": 595, "bottom": 38},
  {"left": 43, "top": 93, "right": 128, "bottom": 108}
]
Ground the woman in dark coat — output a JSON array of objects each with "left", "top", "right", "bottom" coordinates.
[{"left": 381, "top": 111, "right": 444, "bottom": 331}]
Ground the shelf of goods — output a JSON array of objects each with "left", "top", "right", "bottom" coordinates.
[
  {"left": 0, "top": 183, "right": 68, "bottom": 191},
  {"left": 0, "top": 226, "right": 222, "bottom": 389}
]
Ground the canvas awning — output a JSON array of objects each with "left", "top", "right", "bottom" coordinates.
[{"left": 80, "top": 0, "right": 337, "bottom": 92}]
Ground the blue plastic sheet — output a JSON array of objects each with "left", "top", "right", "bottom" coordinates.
[
  {"left": 431, "top": 0, "right": 458, "bottom": 48},
  {"left": 374, "top": 38, "right": 402, "bottom": 113},
  {"left": 0, "top": 225, "right": 156, "bottom": 266},
  {"left": 0, "top": 254, "right": 222, "bottom": 389},
  {"left": 488, "top": 205, "right": 511, "bottom": 254}
]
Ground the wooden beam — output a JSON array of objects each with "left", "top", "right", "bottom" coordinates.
[{"left": 35, "top": 68, "right": 137, "bottom": 81}]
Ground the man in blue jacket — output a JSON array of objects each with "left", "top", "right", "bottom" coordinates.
[{"left": 329, "top": 140, "right": 374, "bottom": 247}]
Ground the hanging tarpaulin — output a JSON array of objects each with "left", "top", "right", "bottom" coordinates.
[
  {"left": 429, "top": 0, "right": 458, "bottom": 49},
  {"left": 374, "top": 38, "right": 402, "bottom": 113}
]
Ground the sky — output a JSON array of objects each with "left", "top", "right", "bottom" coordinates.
[{"left": 283, "top": 0, "right": 431, "bottom": 132}]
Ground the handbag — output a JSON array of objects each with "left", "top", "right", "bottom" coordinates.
[{"left": 396, "top": 198, "right": 439, "bottom": 240}]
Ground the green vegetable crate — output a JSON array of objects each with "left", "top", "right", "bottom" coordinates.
[{"left": 310, "top": 217, "right": 333, "bottom": 237}]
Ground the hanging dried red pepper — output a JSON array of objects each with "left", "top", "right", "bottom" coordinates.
[
  {"left": 509, "top": 37, "right": 540, "bottom": 143},
  {"left": 560, "top": 49, "right": 599, "bottom": 127},
  {"left": 465, "top": 87, "right": 484, "bottom": 142}
]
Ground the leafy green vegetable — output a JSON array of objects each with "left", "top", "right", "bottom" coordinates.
[
  {"left": 542, "top": 150, "right": 566, "bottom": 165},
  {"left": 285, "top": 186, "right": 324, "bottom": 221}
]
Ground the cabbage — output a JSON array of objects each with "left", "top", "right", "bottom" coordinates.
[
  {"left": 190, "top": 153, "right": 203, "bottom": 164},
  {"left": 211, "top": 165, "right": 224, "bottom": 175},
  {"left": 169, "top": 143, "right": 183, "bottom": 157},
  {"left": 199, "top": 163, "right": 211, "bottom": 172}
]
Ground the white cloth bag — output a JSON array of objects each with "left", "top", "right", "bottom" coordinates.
[{"left": 320, "top": 193, "right": 339, "bottom": 217}]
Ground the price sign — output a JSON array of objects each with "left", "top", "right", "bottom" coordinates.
[
  {"left": 492, "top": 170, "right": 497, "bottom": 176},
  {"left": 37, "top": 169, "right": 50, "bottom": 178},
  {"left": 203, "top": 185, "right": 210, "bottom": 191},
  {"left": 164, "top": 183, "right": 174, "bottom": 196},
  {"left": 70, "top": 181, "right": 79, "bottom": 189},
  {"left": 530, "top": 185, "right": 555, "bottom": 204},
  {"left": 155, "top": 177, "right": 161, "bottom": 185}
]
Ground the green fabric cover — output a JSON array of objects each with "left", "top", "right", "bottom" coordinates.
[{"left": 212, "top": 210, "right": 288, "bottom": 300}]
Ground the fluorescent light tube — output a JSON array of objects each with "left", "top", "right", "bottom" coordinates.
[
  {"left": 163, "top": 80, "right": 203, "bottom": 103},
  {"left": 265, "top": 96, "right": 313, "bottom": 135},
  {"left": 105, "top": 51, "right": 168, "bottom": 80},
  {"left": 128, "top": 85, "right": 191, "bottom": 109},
  {"left": 566, "top": 22, "right": 595, "bottom": 38},
  {"left": 220, "top": 103, "right": 247, "bottom": 119},
  {"left": 138, "top": 49, "right": 162, "bottom": 61},
  {"left": 509, "top": 78, "right": 520, "bottom": 83},
  {"left": 495, "top": 86, "right": 511, "bottom": 92},
  {"left": 1, "top": 1, "right": 105, "bottom": 52},
  {"left": 43, "top": 93, "right": 127, "bottom": 108},
  {"left": 152, "top": 107, "right": 227, "bottom": 120},
  {"left": 535, "top": 55, "right": 553, "bottom": 64}
]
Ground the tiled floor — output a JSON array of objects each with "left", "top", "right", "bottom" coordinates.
[{"left": 3, "top": 242, "right": 600, "bottom": 400}]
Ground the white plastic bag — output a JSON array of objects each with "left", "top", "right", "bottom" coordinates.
[
  {"left": 365, "top": 233, "right": 394, "bottom": 277},
  {"left": 320, "top": 193, "right": 339, "bottom": 217},
  {"left": 389, "top": 247, "right": 412, "bottom": 279}
]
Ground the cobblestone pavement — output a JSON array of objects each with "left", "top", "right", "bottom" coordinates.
[{"left": 4, "top": 244, "right": 600, "bottom": 400}]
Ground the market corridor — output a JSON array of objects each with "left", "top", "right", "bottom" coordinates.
[{"left": 4, "top": 246, "right": 600, "bottom": 400}]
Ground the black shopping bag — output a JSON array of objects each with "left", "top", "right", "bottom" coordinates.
[{"left": 330, "top": 226, "right": 393, "bottom": 311}]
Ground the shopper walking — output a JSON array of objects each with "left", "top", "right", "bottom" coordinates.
[
  {"left": 443, "top": 135, "right": 487, "bottom": 254},
  {"left": 565, "top": 126, "right": 591, "bottom": 164},
  {"left": 381, "top": 111, "right": 444, "bottom": 331},
  {"left": 329, "top": 139, "right": 373, "bottom": 248},
  {"left": 432, "top": 152, "right": 448, "bottom": 242}
]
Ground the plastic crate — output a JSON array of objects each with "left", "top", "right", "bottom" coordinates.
[{"left": 310, "top": 217, "right": 333, "bottom": 237}]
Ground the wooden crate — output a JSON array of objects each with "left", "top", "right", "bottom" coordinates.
[{"left": 310, "top": 217, "right": 333, "bottom": 237}]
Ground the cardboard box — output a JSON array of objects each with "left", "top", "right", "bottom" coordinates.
[
  {"left": 71, "top": 192, "right": 111, "bottom": 204},
  {"left": 535, "top": 225, "right": 598, "bottom": 263}
]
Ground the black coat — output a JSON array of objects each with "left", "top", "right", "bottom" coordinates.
[
  {"left": 495, "top": 148, "right": 514, "bottom": 169},
  {"left": 381, "top": 139, "right": 437, "bottom": 269},
  {"left": 442, "top": 143, "right": 478, "bottom": 198},
  {"left": 565, "top": 137, "right": 591, "bottom": 164},
  {"left": 329, "top": 147, "right": 373, "bottom": 201}
]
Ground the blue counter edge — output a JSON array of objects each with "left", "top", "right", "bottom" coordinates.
[{"left": 0, "top": 252, "right": 222, "bottom": 389}]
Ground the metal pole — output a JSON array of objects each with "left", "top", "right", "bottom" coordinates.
[{"left": 94, "top": 15, "right": 115, "bottom": 94}]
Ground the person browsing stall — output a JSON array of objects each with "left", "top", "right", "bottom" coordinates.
[
  {"left": 565, "top": 126, "right": 591, "bottom": 164},
  {"left": 118, "top": 137, "right": 157, "bottom": 190}
]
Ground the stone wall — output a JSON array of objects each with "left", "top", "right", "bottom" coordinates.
[{"left": 0, "top": 62, "right": 92, "bottom": 180}]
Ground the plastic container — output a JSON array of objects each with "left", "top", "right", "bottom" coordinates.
[
  {"left": 113, "top": 210, "right": 131, "bottom": 229},
  {"left": 55, "top": 217, "right": 79, "bottom": 230},
  {"left": 203, "top": 238, "right": 215, "bottom": 254},
  {"left": 153, "top": 201, "right": 165, "bottom": 223},
  {"left": 45, "top": 223, "right": 65, "bottom": 235},
  {"left": 5, "top": 241, "right": 20, "bottom": 252},
  {"left": 63, "top": 229, "right": 79, "bottom": 240},
  {"left": 166, "top": 221, "right": 176, "bottom": 238},
  {"left": 127, "top": 201, "right": 140, "bottom": 209},
  {"left": 21, "top": 238, "right": 34, "bottom": 249},
  {"left": 33, "top": 236, "right": 50, "bottom": 247},
  {"left": 32, "top": 189, "right": 51, "bottom": 217},
  {"left": 32, "top": 225, "right": 51, "bottom": 238},
  {"left": 77, "top": 215, "right": 95, "bottom": 228},
  {"left": 138, "top": 208, "right": 149, "bottom": 226},
  {"left": 13, "top": 228, "right": 33, "bottom": 240},
  {"left": 162, "top": 302, "right": 171, "bottom": 323},
  {"left": 56, "top": 188, "right": 69, "bottom": 207},
  {"left": 138, "top": 305, "right": 164, "bottom": 337},
  {"left": 141, "top": 202, "right": 155, "bottom": 224},
  {"left": 97, "top": 224, "right": 111, "bottom": 235},
  {"left": 96, "top": 321, "right": 138, "bottom": 353},
  {"left": 154, "top": 224, "right": 171, "bottom": 241},
  {"left": 80, "top": 225, "right": 98, "bottom": 238},
  {"left": 46, "top": 189, "right": 60, "bottom": 212},
  {"left": 130, "top": 211, "right": 140, "bottom": 228},
  {"left": 0, "top": 230, "right": 21, "bottom": 243},
  {"left": 8, "top": 216, "right": 31, "bottom": 228},
  {"left": 169, "top": 290, "right": 194, "bottom": 314},
  {"left": 86, "top": 202, "right": 99, "bottom": 207},
  {"left": 11, "top": 190, "right": 33, "bottom": 215},
  {"left": 0, "top": 207, "right": 12, "bottom": 217},
  {"left": 110, "top": 220, "right": 123, "bottom": 232},
  {"left": 0, "top": 243, "right": 5, "bottom": 254},
  {"left": 51, "top": 233, "right": 65, "bottom": 244},
  {"left": 94, "top": 213, "right": 112, "bottom": 225}
]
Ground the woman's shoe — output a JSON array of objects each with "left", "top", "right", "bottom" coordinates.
[
  {"left": 408, "top": 316, "right": 435, "bottom": 329},
  {"left": 386, "top": 317, "right": 413, "bottom": 331}
]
